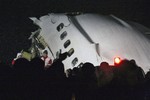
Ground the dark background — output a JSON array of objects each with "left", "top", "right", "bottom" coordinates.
[{"left": 0, "top": 0, "right": 150, "bottom": 64}]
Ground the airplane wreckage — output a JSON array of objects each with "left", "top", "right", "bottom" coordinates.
[{"left": 18, "top": 13, "right": 150, "bottom": 72}]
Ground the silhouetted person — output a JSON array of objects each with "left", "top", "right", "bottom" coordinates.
[
  {"left": 95, "top": 62, "right": 115, "bottom": 100},
  {"left": 12, "top": 58, "right": 32, "bottom": 99},
  {"left": 114, "top": 59, "right": 145, "bottom": 100},
  {"left": 40, "top": 52, "right": 70, "bottom": 100},
  {"left": 30, "top": 57, "right": 45, "bottom": 99},
  {"left": 77, "top": 62, "right": 97, "bottom": 100},
  {"left": 96, "top": 62, "right": 114, "bottom": 87},
  {"left": 30, "top": 57, "right": 45, "bottom": 75}
]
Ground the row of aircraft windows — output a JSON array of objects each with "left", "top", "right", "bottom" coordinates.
[{"left": 57, "top": 23, "right": 82, "bottom": 67}]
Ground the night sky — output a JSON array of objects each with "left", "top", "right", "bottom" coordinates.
[{"left": 0, "top": 0, "right": 150, "bottom": 64}]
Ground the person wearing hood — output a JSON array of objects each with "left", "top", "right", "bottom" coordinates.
[{"left": 41, "top": 50, "right": 52, "bottom": 69}]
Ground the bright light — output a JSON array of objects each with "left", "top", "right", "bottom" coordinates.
[{"left": 114, "top": 57, "right": 121, "bottom": 64}]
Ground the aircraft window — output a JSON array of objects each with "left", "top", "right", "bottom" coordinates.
[
  {"left": 77, "top": 63, "right": 83, "bottom": 68},
  {"left": 60, "top": 31, "right": 67, "bottom": 40},
  {"left": 72, "top": 57, "right": 78, "bottom": 66},
  {"left": 64, "top": 40, "right": 71, "bottom": 48},
  {"left": 57, "top": 23, "right": 64, "bottom": 32},
  {"left": 68, "top": 48, "right": 74, "bottom": 57}
]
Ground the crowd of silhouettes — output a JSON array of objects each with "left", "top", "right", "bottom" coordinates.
[{"left": 0, "top": 52, "right": 150, "bottom": 100}]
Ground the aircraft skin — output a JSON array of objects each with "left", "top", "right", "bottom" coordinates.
[{"left": 29, "top": 13, "right": 150, "bottom": 73}]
